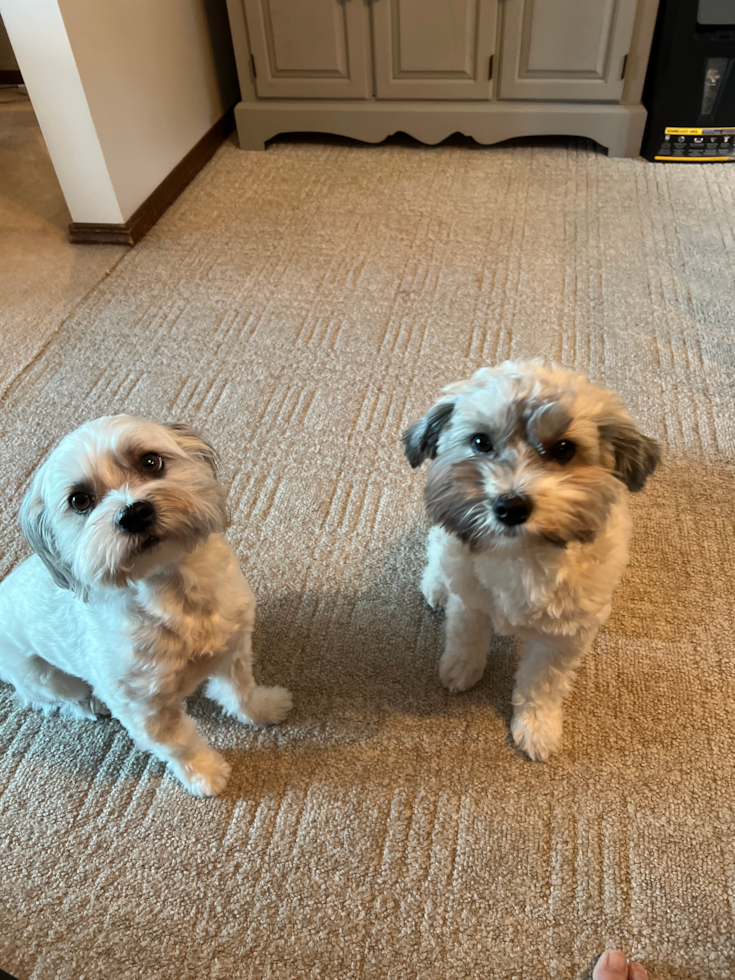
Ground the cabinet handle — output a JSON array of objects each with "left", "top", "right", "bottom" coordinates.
[
  {"left": 620, "top": 53, "right": 628, "bottom": 80},
  {"left": 488, "top": 55, "right": 494, "bottom": 80},
  {"left": 251, "top": 54, "right": 257, "bottom": 79}
]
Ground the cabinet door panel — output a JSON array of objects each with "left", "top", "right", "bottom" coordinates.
[
  {"left": 243, "top": 0, "right": 371, "bottom": 98},
  {"left": 373, "top": 0, "right": 498, "bottom": 100},
  {"left": 499, "top": 0, "right": 638, "bottom": 101}
]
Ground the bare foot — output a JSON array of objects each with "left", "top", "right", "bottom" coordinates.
[{"left": 593, "top": 950, "right": 655, "bottom": 980}]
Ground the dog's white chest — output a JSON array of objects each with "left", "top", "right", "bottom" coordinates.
[
  {"left": 119, "top": 537, "right": 255, "bottom": 692},
  {"left": 132, "top": 591, "right": 241, "bottom": 661},
  {"left": 471, "top": 550, "right": 560, "bottom": 634}
]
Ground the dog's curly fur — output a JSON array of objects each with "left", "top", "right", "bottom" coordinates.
[
  {"left": 0, "top": 416, "right": 292, "bottom": 796},
  {"left": 404, "top": 361, "right": 660, "bottom": 762}
]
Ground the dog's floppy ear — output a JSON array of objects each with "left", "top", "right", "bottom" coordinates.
[
  {"left": 164, "top": 423, "right": 219, "bottom": 477},
  {"left": 20, "top": 483, "right": 87, "bottom": 598},
  {"left": 598, "top": 411, "right": 661, "bottom": 492},
  {"left": 402, "top": 401, "right": 454, "bottom": 469}
]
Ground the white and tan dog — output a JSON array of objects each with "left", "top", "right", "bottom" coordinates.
[
  {"left": 0, "top": 416, "right": 292, "bottom": 796},
  {"left": 403, "top": 361, "right": 660, "bottom": 762}
]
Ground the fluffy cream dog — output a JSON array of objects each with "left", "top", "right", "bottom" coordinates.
[
  {"left": 0, "top": 416, "right": 292, "bottom": 796},
  {"left": 403, "top": 361, "right": 660, "bottom": 762}
]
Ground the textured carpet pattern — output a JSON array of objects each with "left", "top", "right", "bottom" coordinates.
[{"left": 1, "top": 136, "right": 734, "bottom": 980}]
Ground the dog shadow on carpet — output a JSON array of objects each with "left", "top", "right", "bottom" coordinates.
[{"left": 245, "top": 524, "right": 518, "bottom": 734}]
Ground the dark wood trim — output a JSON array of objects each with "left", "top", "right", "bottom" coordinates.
[
  {"left": 69, "top": 107, "right": 235, "bottom": 246},
  {"left": 68, "top": 224, "right": 138, "bottom": 247},
  {"left": 0, "top": 69, "right": 23, "bottom": 85}
]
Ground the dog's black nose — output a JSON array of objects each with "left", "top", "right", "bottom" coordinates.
[
  {"left": 118, "top": 501, "right": 156, "bottom": 534},
  {"left": 493, "top": 493, "right": 532, "bottom": 527}
]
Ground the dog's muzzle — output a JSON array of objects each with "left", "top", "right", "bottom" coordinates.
[{"left": 117, "top": 501, "right": 157, "bottom": 535}]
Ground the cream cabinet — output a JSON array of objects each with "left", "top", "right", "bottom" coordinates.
[
  {"left": 241, "top": 0, "right": 372, "bottom": 98},
  {"left": 225, "top": 0, "right": 660, "bottom": 157},
  {"left": 371, "top": 0, "right": 497, "bottom": 100},
  {"left": 499, "top": 0, "right": 639, "bottom": 101}
]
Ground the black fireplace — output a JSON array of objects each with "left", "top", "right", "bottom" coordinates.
[{"left": 642, "top": 0, "right": 735, "bottom": 162}]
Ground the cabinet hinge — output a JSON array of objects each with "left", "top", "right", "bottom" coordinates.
[
  {"left": 250, "top": 54, "right": 257, "bottom": 79},
  {"left": 488, "top": 55, "right": 494, "bottom": 81},
  {"left": 620, "top": 53, "right": 628, "bottom": 80}
]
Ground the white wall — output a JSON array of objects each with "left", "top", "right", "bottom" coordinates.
[
  {"left": 58, "top": 0, "right": 239, "bottom": 222},
  {"left": 0, "top": 0, "right": 238, "bottom": 224},
  {"left": 0, "top": 0, "right": 124, "bottom": 223}
]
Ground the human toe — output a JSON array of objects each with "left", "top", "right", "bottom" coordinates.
[{"left": 593, "top": 950, "right": 629, "bottom": 980}]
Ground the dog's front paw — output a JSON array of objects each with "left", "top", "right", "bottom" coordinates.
[
  {"left": 59, "top": 696, "right": 111, "bottom": 722},
  {"left": 175, "top": 750, "right": 231, "bottom": 797},
  {"left": 240, "top": 685, "right": 293, "bottom": 726},
  {"left": 89, "top": 697, "right": 111, "bottom": 717},
  {"left": 439, "top": 650, "right": 485, "bottom": 693},
  {"left": 421, "top": 574, "right": 449, "bottom": 612},
  {"left": 511, "top": 704, "right": 562, "bottom": 762}
]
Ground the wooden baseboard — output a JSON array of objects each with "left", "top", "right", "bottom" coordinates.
[
  {"left": 69, "top": 107, "right": 235, "bottom": 246},
  {"left": 0, "top": 69, "right": 23, "bottom": 85}
]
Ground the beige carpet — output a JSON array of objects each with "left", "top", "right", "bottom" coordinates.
[{"left": 1, "top": 132, "right": 734, "bottom": 980}]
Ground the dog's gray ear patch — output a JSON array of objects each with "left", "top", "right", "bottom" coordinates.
[
  {"left": 599, "top": 418, "right": 661, "bottom": 492},
  {"left": 402, "top": 401, "right": 454, "bottom": 469},
  {"left": 164, "top": 422, "right": 219, "bottom": 477},
  {"left": 20, "top": 495, "right": 87, "bottom": 598}
]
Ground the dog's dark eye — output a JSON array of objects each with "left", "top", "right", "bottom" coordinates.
[
  {"left": 140, "top": 453, "right": 164, "bottom": 473},
  {"left": 550, "top": 440, "right": 576, "bottom": 462},
  {"left": 69, "top": 492, "right": 92, "bottom": 513},
  {"left": 470, "top": 433, "right": 493, "bottom": 455}
]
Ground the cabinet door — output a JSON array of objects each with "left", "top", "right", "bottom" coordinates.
[
  {"left": 372, "top": 0, "right": 498, "bottom": 100},
  {"left": 499, "top": 0, "right": 638, "bottom": 101},
  {"left": 242, "top": 0, "right": 371, "bottom": 99}
]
